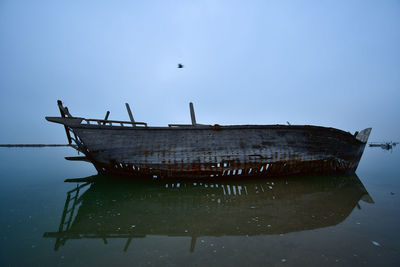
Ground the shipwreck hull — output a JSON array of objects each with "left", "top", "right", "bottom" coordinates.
[
  {"left": 46, "top": 101, "right": 371, "bottom": 179},
  {"left": 72, "top": 124, "right": 367, "bottom": 178}
]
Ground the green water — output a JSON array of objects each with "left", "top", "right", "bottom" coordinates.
[{"left": 0, "top": 147, "right": 399, "bottom": 266}]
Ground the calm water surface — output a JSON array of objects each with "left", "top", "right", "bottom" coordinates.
[{"left": 0, "top": 147, "right": 399, "bottom": 266}]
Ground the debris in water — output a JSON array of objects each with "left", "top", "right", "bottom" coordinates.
[
  {"left": 372, "top": 241, "right": 381, "bottom": 247},
  {"left": 369, "top": 142, "right": 398, "bottom": 150}
]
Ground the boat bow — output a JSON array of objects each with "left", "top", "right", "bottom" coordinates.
[
  {"left": 356, "top": 128, "right": 372, "bottom": 143},
  {"left": 45, "top": 117, "right": 84, "bottom": 127}
]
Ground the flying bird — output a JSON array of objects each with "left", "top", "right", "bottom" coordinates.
[{"left": 177, "top": 63, "right": 184, "bottom": 68}]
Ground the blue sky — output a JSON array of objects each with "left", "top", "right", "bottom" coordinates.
[{"left": 0, "top": 0, "right": 399, "bottom": 143}]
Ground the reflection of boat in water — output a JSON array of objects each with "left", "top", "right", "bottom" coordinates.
[{"left": 44, "top": 175, "right": 373, "bottom": 251}]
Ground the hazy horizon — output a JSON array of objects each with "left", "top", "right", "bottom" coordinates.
[{"left": 1, "top": 0, "right": 399, "bottom": 144}]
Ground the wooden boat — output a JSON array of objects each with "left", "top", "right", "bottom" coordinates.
[
  {"left": 46, "top": 100, "right": 371, "bottom": 179},
  {"left": 43, "top": 174, "right": 373, "bottom": 251}
]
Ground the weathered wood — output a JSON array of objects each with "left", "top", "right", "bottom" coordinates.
[
  {"left": 65, "top": 156, "right": 90, "bottom": 162},
  {"left": 57, "top": 100, "right": 72, "bottom": 117},
  {"left": 103, "top": 111, "right": 110, "bottom": 125},
  {"left": 64, "top": 107, "right": 72, "bottom": 117},
  {"left": 47, "top": 101, "right": 371, "bottom": 179},
  {"left": 125, "top": 103, "right": 135, "bottom": 127},
  {"left": 356, "top": 128, "right": 372, "bottom": 143},
  {"left": 45, "top": 117, "right": 147, "bottom": 127},
  {"left": 71, "top": 125, "right": 370, "bottom": 178},
  {"left": 57, "top": 100, "right": 72, "bottom": 144},
  {"left": 189, "top": 102, "right": 196, "bottom": 126},
  {"left": 168, "top": 124, "right": 209, "bottom": 127},
  {"left": 0, "top": 144, "right": 69, "bottom": 147}
]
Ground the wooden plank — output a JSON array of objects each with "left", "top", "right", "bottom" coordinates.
[
  {"left": 356, "top": 128, "right": 372, "bottom": 143},
  {"left": 189, "top": 102, "right": 196, "bottom": 126},
  {"left": 65, "top": 156, "right": 90, "bottom": 162},
  {"left": 72, "top": 125, "right": 365, "bottom": 173},
  {"left": 103, "top": 111, "right": 110, "bottom": 125},
  {"left": 125, "top": 103, "right": 136, "bottom": 127},
  {"left": 57, "top": 100, "right": 72, "bottom": 144}
]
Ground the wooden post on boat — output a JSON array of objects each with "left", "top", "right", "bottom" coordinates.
[
  {"left": 103, "top": 111, "right": 110, "bottom": 125},
  {"left": 125, "top": 103, "right": 136, "bottom": 127},
  {"left": 57, "top": 100, "right": 72, "bottom": 144},
  {"left": 189, "top": 102, "right": 196, "bottom": 126}
]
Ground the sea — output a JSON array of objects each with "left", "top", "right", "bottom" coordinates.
[{"left": 0, "top": 146, "right": 399, "bottom": 266}]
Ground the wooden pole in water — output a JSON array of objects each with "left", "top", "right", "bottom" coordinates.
[
  {"left": 125, "top": 103, "right": 136, "bottom": 127},
  {"left": 189, "top": 102, "right": 196, "bottom": 126}
]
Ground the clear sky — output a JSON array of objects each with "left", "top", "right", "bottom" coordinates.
[{"left": 0, "top": 0, "right": 399, "bottom": 144}]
